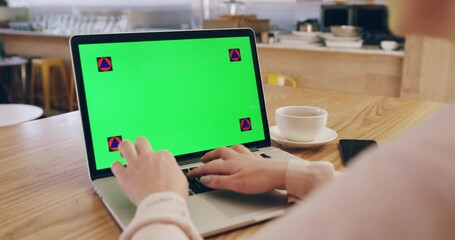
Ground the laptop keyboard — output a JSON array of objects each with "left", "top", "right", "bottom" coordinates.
[
  {"left": 183, "top": 167, "right": 215, "bottom": 196},
  {"left": 182, "top": 153, "right": 271, "bottom": 196}
]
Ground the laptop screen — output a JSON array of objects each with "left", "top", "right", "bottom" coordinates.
[{"left": 72, "top": 29, "right": 270, "bottom": 175}]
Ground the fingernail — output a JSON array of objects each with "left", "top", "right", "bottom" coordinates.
[{"left": 199, "top": 176, "right": 211, "bottom": 185}]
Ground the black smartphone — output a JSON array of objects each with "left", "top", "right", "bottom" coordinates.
[{"left": 339, "top": 139, "right": 378, "bottom": 166}]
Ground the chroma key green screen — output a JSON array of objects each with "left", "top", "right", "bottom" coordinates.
[{"left": 78, "top": 36, "right": 266, "bottom": 170}]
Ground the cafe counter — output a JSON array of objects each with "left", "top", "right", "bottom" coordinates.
[
  {"left": 0, "top": 29, "right": 403, "bottom": 98},
  {"left": 0, "top": 29, "right": 72, "bottom": 72},
  {"left": 257, "top": 43, "right": 404, "bottom": 98}
]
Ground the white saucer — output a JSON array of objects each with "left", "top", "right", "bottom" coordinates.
[
  {"left": 320, "top": 33, "right": 361, "bottom": 42},
  {"left": 270, "top": 126, "right": 338, "bottom": 148}
]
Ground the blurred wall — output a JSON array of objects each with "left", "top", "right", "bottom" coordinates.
[{"left": 7, "top": 0, "right": 322, "bottom": 31}]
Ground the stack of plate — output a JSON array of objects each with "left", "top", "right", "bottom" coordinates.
[
  {"left": 320, "top": 33, "right": 364, "bottom": 49},
  {"left": 277, "top": 31, "right": 322, "bottom": 47}
]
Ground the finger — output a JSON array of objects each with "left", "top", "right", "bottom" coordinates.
[
  {"left": 157, "top": 150, "right": 176, "bottom": 164},
  {"left": 134, "top": 136, "right": 153, "bottom": 155},
  {"left": 199, "top": 175, "right": 236, "bottom": 191},
  {"left": 111, "top": 161, "right": 127, "bottom": 184},
  {"left": 187, "top": 161, "right": 235, "bottom": 178},
  {"left": 200, "top": 148, "right": 222, "bottom": 162},
  {"left": 119, "top": 140, "right": 138, "bottom": 164},
  {"left": 230, "top": 145, "right": 252, "bottom": 154},
  {"left": 201, "top": 147, "right": 238, "bottom": 162}
]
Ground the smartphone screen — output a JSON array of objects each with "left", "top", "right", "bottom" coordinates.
[{"left": 339, "top": 139, "right": 378, "bottom": 166}]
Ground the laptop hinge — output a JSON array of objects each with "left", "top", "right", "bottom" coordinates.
[{"left": 178, "top": 158, "right": 201, "bottom": 166}]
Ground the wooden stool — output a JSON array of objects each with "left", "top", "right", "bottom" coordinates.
[{"left": 30, "top": 58, "right": 70, "bottom": 116}]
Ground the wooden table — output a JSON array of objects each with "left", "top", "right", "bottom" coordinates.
[{"left": 0, "top": 85, "right": 442, "bottom": 239}]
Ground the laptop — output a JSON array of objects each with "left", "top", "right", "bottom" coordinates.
[{"left": 70, "top": 28, "right": 303, "bottom": 237}]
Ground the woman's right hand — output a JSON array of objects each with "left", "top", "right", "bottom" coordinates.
[{"left": 187, "top": 145, "right": 288, "bottom": 194}]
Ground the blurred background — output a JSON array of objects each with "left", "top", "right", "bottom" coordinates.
[{"left": 1, "top": 0, "right": 454, "bottom": 123}]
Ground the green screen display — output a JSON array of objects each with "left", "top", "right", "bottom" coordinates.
[{"left": 79, "top": 37, "right": 266, "bottom": 170}]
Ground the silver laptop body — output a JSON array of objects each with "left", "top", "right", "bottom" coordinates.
[{"left": 70, "top": 29, "right": 302, "bottom": 237}]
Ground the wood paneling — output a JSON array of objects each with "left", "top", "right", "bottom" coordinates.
[
  {"left": 2, "top": 33, "right": 71, "bottom": 68},
  {"left": 401, "top": 35, "right": 455, "bottom": 102},
  {"left": 258, "top": 47, "right": 404, "bottom": 97}
]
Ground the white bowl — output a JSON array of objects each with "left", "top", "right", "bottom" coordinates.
[
  {"left": 331, "top": 25, "right": 361, "bottom": 38},
  {"left": 380, "top": 41, "right": 399, "bottom": 51}
]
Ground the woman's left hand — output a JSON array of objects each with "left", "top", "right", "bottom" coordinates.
[{"left": 111, "top": 137, "right": 188, "bottom": 206}]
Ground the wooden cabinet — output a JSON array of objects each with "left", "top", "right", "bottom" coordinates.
[
  {"left": 1, "top": 31, "right": 72, "bottom": 67},
  {"left": 259, "top": 36, "right": 455, "bottom": 103},
  {"left": 2, "top": 30, "right": 454, "bottom": 103},
  {"left": 257, "top": 45, "right": 404, "bottom": 98}
]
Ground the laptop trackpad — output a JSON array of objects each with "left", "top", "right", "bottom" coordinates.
[{"left": 204, "top": 190, "right": 287, "bottom": 218}]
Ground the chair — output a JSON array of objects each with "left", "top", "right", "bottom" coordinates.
[
  {"left": 262, "top": 73, "right": 298, "bottom": 88},
  {"left": 30, "top": 58, "right": 71, "bottom": 116}
]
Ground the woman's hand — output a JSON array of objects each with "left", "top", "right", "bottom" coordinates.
[
  {"left": 111, "top": 137, "right": 188, "bottom": 206},
  {"left": 187, "top": 145, "right": 288, "bottom": 194}
]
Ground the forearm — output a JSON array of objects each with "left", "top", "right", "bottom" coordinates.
[
  {"left": 254, "top": 148, "right": 455, "bottom": 240},
  {"left": 120, "top": 192, "right": 202, "bottom": 240},
  {"left": 132, "top": 224, "right": 188, "bottom": 240},
  {"left": 253, "top": 105, "right": 455, "bottom": 240}
]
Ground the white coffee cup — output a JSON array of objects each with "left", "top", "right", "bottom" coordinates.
[{"left": 275, "top": 106, "right": 328, "bottom": 142}]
